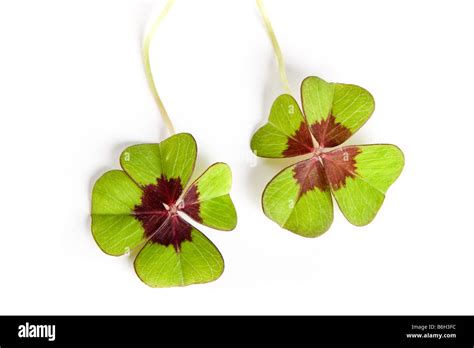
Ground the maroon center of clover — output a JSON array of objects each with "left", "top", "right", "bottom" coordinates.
[
  {"left": 132, "top": 175, "right": 195, "bottom": 252},
  {"left": 287, "top": 111, "right": 361, "bottom": 195},
  {"left": 292, "top": 145, "right": 361, "bottom": 196}
]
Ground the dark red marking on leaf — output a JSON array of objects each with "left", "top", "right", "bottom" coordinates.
[
  {"left": 293, "top": 157, "right": 329, "bottom": 197},
  {"left": 282, "top": 122, "right": 314, "bottom": 157},
  {"left": 182, "top": 184, "right": 203, "bottom": 223},
  {"left": 310, "top": 114, "right": 352, "bottom": 148},
  {"left": 321, "top": 146, "right": 361, "bottom": 190},
  {"left": 148, "top": 215, "right": 193, "bottom": 252},
  {"left": 132, "top": 175, "right": 193, "bottom": 252}
]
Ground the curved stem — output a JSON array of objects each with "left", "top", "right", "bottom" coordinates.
[
  {"left": 256, "top": 0, "right": 291, "bottom": 94},
  {"left": 143, "top": 0, "right": 176, "bottom": 135}
]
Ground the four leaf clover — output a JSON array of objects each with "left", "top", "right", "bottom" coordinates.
[
  {"left": 91, "top": 133, "right": 237, "bottom": 287},
  {"left": 251, "top": 76, "right": 404, "bottom": 237}
]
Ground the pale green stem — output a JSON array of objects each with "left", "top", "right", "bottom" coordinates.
[
  {"left": 143, "top": 0, "right": 176, "bottom": 135},
  {"left": 256, "top": 0, "right": 291, "bottom": 94}
]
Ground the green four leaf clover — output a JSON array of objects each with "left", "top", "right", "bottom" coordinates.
[
  {"left": 91, "top": 133, "right": 237, "bottom": 287},
  {"left": 251, "top": 76, "right": 404, "bottom": 237}
]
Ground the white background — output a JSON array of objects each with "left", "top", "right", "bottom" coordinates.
[{"left": 0, "top": 0, "right": 473, "bottom": 315}]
